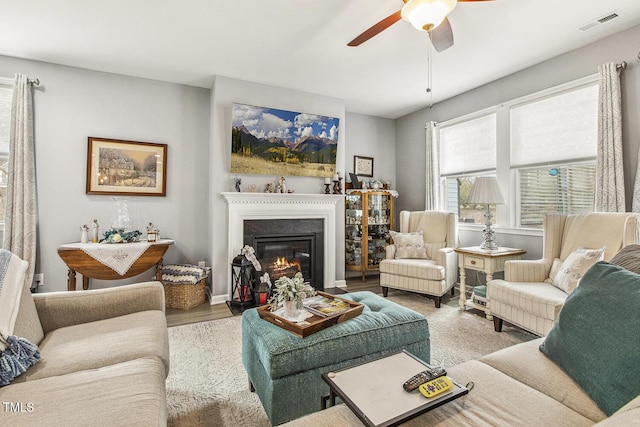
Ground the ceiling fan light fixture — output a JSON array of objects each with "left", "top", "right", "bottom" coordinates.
[{"left": 401, "top": 0, "right": 457, "bottom": 32}]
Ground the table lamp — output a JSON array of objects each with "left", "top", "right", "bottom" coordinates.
[{"left": 467, "top": 177, "right": 505, "bottom": 250}]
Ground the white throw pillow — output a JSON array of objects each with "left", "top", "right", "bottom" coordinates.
[
  {"left": 551, "top": 247, "right": 605, "bottom": 294},
  {"left": 390, "top": 231, "right": 428, "bottom": 259}
]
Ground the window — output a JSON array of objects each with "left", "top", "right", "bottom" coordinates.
[
  {"left": 437, "top": 75, "right": 598, "bottom": 229},
  {"left": 439, "top": 113, "right": 498, "bottom": 224},
  {"left": 518, "top": 164, "right": 596, "bottom": 227},
  {"left": 0, "top": 84, "right": 12, "bottom": 225},
  {"left": 511, "top": 83, "right": 598, "bottom": 227}
]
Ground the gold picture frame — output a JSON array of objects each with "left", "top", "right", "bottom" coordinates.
[
  {"left": 354, "top": 155, "right": 374, "bottom": 177},
  {"left": 86, "top": 137, "right": 167, "bottom": 196}
]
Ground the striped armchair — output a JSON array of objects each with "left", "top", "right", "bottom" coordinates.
[
  {"left": 488, "top": 212, "right": 640, "bottom": 336},
  {"left": 379, "top": 210, "right": 458, "bottom": 308}
]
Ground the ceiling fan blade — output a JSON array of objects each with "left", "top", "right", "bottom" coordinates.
[
  {"left": 347, "top": 10, "right": 402, "bottom": 47},
  {"left": 429, "top": 16, "right": 454, "bottom": 52}
]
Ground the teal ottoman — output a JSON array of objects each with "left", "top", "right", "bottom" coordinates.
[{"left": 241, "top": 291, "right": 430, "bottom": 425}]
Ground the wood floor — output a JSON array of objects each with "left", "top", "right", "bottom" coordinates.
[{"left": 165, "top": 273, "right": 460, "bottom": 327}]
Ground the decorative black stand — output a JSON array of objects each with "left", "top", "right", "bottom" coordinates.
[
  {"left": 227, "top": 254, "right": 255, "bottom": 314},
  {"left": 332, "top": 178, "right": 343, "bottom": 194}
]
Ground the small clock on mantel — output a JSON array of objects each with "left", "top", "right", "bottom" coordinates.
[{"left": 354, "top": 155, "right": 374, "bottom": 177}]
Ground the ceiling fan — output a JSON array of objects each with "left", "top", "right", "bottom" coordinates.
[{"left": 348, "top": 0, "right": 495, "bottom": 52}]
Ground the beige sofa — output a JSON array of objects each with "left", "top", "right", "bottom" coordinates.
[
  {"left": 0, "top": 280, "right": 169, "bottom": 426},
  {"left": 283, "top": 338, "right": 639, "bottom": 426}
]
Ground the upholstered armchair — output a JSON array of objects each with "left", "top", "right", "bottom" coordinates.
[
  {"left": 488, "top": 212, "right": 640, "bottom": 336},
  {"left": 379, "top": 211, "right": 458, "bottom": 308}
]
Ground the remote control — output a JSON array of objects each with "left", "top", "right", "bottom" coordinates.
[
  {"left": 419, "top": 376, "right": 454, "bottom": 399},
  {"left": 402, "top": 366, "right": 447, "bottom": 392}
]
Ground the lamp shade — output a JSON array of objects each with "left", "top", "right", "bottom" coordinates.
[
  {"left": 468, "top": 177, "right": 505, "bottom": 205},
  {"left": 401, "top": 0, "right": 457, "bottom": 32}
]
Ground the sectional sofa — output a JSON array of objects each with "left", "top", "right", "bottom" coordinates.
[
  {"left": 0, "top": 278, "right": 169, "bottom": 426},
  {"left": 285, "top": 260, "right": 640, "bottom": 426}
]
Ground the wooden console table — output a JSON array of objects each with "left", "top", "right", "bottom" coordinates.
[{"left": 57, "top": 239, "right": 175, "bottom": 291}]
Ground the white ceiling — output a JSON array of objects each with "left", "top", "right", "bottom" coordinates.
[{"left": 2, "top": 0, "right": 640, "bottom": 119}]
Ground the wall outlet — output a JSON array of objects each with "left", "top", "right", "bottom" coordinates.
[{"left": 34, "top": 273, "right": 44, "bottom": 288}]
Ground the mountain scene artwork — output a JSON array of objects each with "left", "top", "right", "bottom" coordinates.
[{"left": 231, "top": 103, "right": 339, "bottom": 177}]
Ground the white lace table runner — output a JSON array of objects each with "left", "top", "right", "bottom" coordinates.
[
  {"left": 61, "top": 242, "right": 153, "bottom": 276},
  {"left": 59, "top": 240, "right": 175, "bottom": 276}
]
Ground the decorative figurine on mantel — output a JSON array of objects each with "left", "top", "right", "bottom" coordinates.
[
  {"left": 278, "top": 176, "right": 287, "bottom": 193},
  {"left": 234, "top": 176, "right": 242, "bottom": 192}
]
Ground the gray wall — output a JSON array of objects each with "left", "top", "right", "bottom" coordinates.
[
  {"left": 0, "top": 58, "right": 395, "bottom": 296},
  {"left": 0, "top": 55, "right": 211, "bottom": 292},
  {"left": 344, "top": 112, "right": 396, "bottom": 188},
  {"left": 395, "top": 24, "right": 640, "bottom": 261}
]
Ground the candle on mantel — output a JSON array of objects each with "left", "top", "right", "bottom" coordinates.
[
  {"left": 260, "top": 293, "right": 267, "bottom": 304},
  {"left": 333, "top": 174, "right": 339, "bottom": 182},
  {"left": 324, "top": 177, "right": 331, "bottom": 184}
]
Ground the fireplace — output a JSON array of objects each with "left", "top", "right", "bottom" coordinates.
[
  {"left": 244, "top": 219, "right": 324, "bottom": 290},
  {"left": 222, "top": 192, "right": 342, "bottom": 298}
]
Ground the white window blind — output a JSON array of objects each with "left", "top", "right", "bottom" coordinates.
[
  {"left": 510, "top": 84, "right": 598, "bottom": 167},
  {"left": 439, "top": 113, "right": 496, "bottom": 176},
  {"left": 519, "top": 164, "right": 595, "bottom": 227}
]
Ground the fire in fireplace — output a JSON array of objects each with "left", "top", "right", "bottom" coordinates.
[{"left": 244, "top": 219, "right": 324, "bottom": 290}]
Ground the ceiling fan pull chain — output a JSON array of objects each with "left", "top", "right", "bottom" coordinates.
[{"left": 426, "top": 37, "right": 434, "bottom": 108}]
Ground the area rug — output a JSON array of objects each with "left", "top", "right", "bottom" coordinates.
[{"left": 166, "top": 290, "right": 536, "bottom": 426}]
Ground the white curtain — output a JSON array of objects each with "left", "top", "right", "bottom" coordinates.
[
  {"left": 633, "top": 153, "right": 640, "bottom": 212},
  {"left": 3, "top": 74, "right": 37, "bottom": 284},
  {"left": 595, "top": 62, "right": 625, "bottom": 212},
  {"left": 425, "top": 121, "right": 440, "bottom": 210}
]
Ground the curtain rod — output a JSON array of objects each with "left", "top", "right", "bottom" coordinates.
[
  {"left": 616, "top": 61, "right": 626, "bottom": 70},
  {"left": 1, "top": 76, "right": 41, "bottom": 86}
]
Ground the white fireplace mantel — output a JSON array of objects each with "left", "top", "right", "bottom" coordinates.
[{"left": 222, "top": 192, "right": 343, "bottom": 291}]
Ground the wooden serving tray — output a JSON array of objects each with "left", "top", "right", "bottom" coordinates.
[{"left": 256, "top": 291, "right": 364, "bottom": 338}]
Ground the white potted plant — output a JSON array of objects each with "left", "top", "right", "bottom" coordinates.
[{"left": 268, "top": 272, "right": 316, "bottom": 319}]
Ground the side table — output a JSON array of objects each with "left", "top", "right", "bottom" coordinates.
[
  {"left": 57, "top": 239, "right": 175, "bottom": 291},
  {"left": 454, "top": 246, "right": 525, "bottom": 320}
]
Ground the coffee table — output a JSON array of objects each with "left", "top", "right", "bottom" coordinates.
[{"left": 321, "top": 351, "right": 469, "bottom": 427}]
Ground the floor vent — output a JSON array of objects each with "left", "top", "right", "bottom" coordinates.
[{"left": 579, "top": 11, "right": 621, "bottom": 32}]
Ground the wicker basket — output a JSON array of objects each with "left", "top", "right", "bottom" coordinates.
[{"left": 163, "top": 278, "right": 206, "bottom": 310}]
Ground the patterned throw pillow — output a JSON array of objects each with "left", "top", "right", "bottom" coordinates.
[
  {"left": 609, "top": 244, "right": 640, "bottom": 274},
  {"left": 550, "top": 247, "right": 605, "bottom": 294},
  {"left": 390, "top": 231, "right": 428, "bottom": 259}
]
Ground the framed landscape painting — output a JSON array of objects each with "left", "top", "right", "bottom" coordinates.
[
  {"left": 231, "top": 103, "right": 339, "bottom": 177},
  {"left": 86, "top": 137, "right": 167, "bottom": 196}
]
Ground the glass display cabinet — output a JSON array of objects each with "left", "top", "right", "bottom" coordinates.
[{"left": 345, "top": 190, "right": 395, "bottom": 281}]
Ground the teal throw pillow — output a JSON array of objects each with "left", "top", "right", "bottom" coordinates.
[{"left": 539, "top": 261, "right": 640, "bottom": 416}]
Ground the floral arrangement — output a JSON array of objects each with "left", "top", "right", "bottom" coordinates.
[
  {"left": 102, "top": 228, "right": 142, "bottom": 243},
  {"left": 268, "top": 272, "right": 316, "bottom": 311}
]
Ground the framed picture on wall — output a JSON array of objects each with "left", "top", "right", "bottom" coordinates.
[
  {"left": 86, "top": 137, "right": 168, "bottom": 196},
  {"left": 354, "top": 155, "right": 374, "bottom": 177},
  {"left": 231, "top": 103, "right": 339, "bottom": 178}
]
